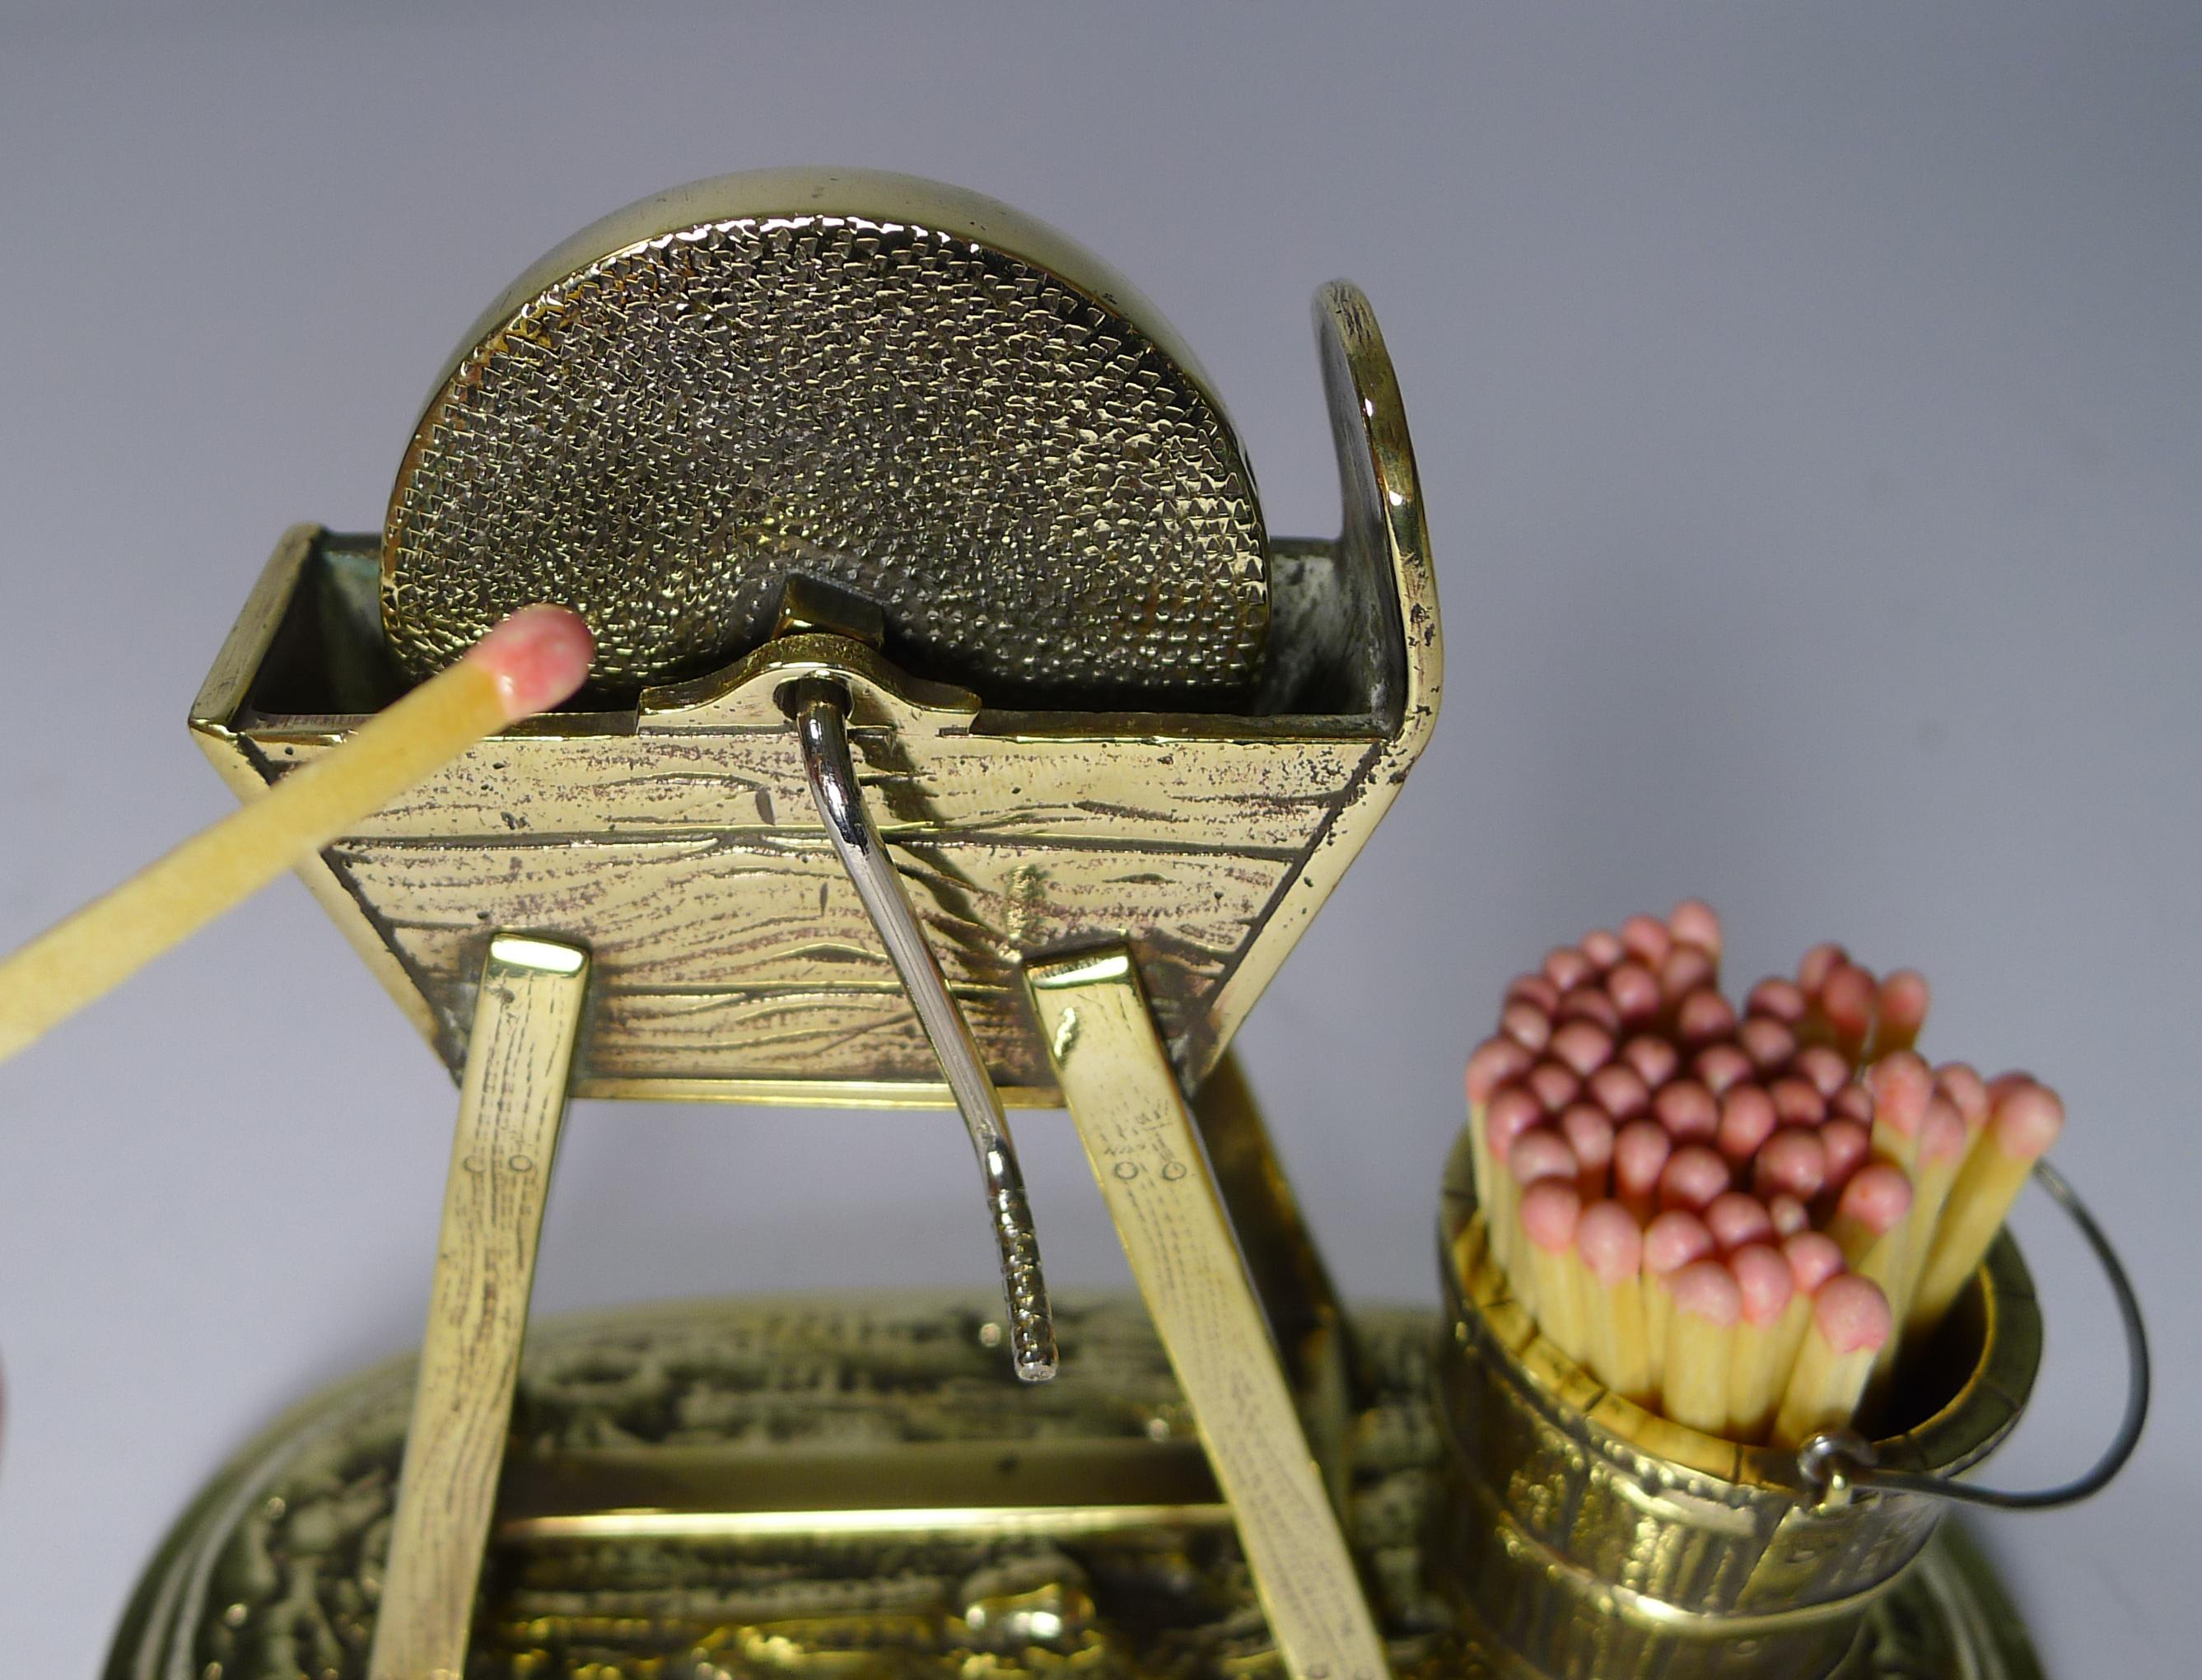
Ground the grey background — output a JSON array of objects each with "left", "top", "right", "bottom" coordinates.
[{"left": 1, "top": 3, "right": 2195, "bottom": 1672}]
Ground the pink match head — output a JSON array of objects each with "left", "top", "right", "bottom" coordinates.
[
  {"left": 1621, "top": 1034, "right": 1682, "bottom": 1090},
  {"left": 1483, "top": 1085, "right": 1545, "bottom": 1160},
  {"left": 1769, "top": 1077, "right": 1826, "bottom": 1128},
  {"left": 1589, "top": 1062, "right": 1653, "bottom": 1121},
  {"left": 1619, "top": 913, "right": 1673, "bottom": 968},
  {"left": 1729, "top": 1243, "right": 1795, "bottom": 1326},
  {"left": 1766, "top": 1193, "right": 1811, "bottom": 1238},
  {"left": 1509, "top": 1127, "right": 1579, "bottom": 1186},
  {"left": 1603, "top": 961, "right": 1663, "bottom": 1027},
  {"left": 1544, "top": 945, "right": 1594, "bottom": 992},
  {"left": 1644, "top": 1208, "right": 1715, "bottom": 1277},
  {"left": 1797, "top": 941, "right": 1849, "bottom": 997},
  {"left": 1746, "top": 977, "right": 1808, "bottom": 1024},
  {"left": 1466, "top": 1036, "right": 1535, "bottom": 1108},
  {"left": 1668, "top": 1258, "right": 1743, "bottom": 1326},
  {"left": 1878, "top": 968, "right": 1930, "bottom": 1038},
  {"left": 467, "top": 604, "right": 595, "bottom": 719},
  {"left": 1812, "top": 1273, "right": 1893, "bottom": 1356},
  {"left": 1867, "top": 1050, "right": 1933, "bottom": 1137},
  {"left": 1836, "top": 1162, "right": 1914, "bottom": 1238},
  {"left": 1505, "top": 972, "right": 1561, "bottom": 1014},
  {"left": 1525, "top": 1061, "right": 1583, "bottom": 1114},
  {"left": 1560, "top": 1103, "right": 1616, "bottom": 1183},
  {"left": 1575, "top": 1200, "right": 1645, "bottom": 1284},
  {"left": 1659, "top": 1145, "right": 1731, "bottom": 1211},
  {"left": 1990, "top": 1079, "right": 2065, "bottom": 1161},
  {"left": 1818, "top": 1118, "right": 1871, "bottom": 1191},
  {"left": 1660, "top": 945, "right": 1715, "bottom": 1005},
  {"left": 1694, "top": 1043, "right": 1753, "bottom": 1096},
  {"left": 1653, "top": 1080, "right": 1719, "bottom": 1143},
  {"left": 1580, "top": 928, "right": 1626, "bottom": 972},
  {"left": 1793, "top": 1045, "right": 1851, "bottom": 1099},
  {"left": 1934, "top": 1062, "right": 1991, "bottom": 1133},
  {"left": 1783, "top": 1230, "right": 1846, "bottom": 1295},
  {"left": 1668, "top": 898, "right": 1724, "bottom": 960},
  {"left": 1551, "top": 1020, "right": 1616, "bottom": 1077},
  {"left": 1500, "top": 1001, "right": 1553, "bottom": 1052},
  {"left": 1830, "top": 1082, "right": 1874, "bottom": 1125},
  {"left": 1737, "top": 1016, "right": 1798, "bottom": 1072},
  {"left": 1920, "top": 1094, "right": 1968, "bottom": 1167},
  {"left": 1752, "top": 1127, "right": 1828, "bottom": 1202},
  {"left": 1521, "top": 1178, "right": 1584, "bottom": 1254},
  {"left": 1556, "top": 987, "right": 1622, "bottom": 1032},
  {"left": 1614, "top": 1120, "right": 1672, "bottom": 1203},
  {"left": 1676, "top": 988, "right": 1739, "bottom": 1047},
  {"left": 1705, "top": 1190, "right": 1775, "bottom": 1253},
  {"left": 1822, "top": 963, "right": 1876, "bottom": 1050},
  {"left": 1716, "top": 1085, "right": 1778, "bottom": 1164}
]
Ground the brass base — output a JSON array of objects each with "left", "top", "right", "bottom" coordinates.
[{"left": 109, "top": 1295, "right": 2039, "bottom": 1679}]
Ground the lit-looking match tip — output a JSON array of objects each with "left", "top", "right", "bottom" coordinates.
[
  {"left": 1813, "top": 1273, "right": 1893, "bottom": 1356},
  {"left": 466, "top": 604, "right": 596, "bottom": 719}
]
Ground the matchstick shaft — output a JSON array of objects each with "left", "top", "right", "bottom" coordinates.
[{"left": 0, "top": 658, "right": 509, "bottom": 1065}]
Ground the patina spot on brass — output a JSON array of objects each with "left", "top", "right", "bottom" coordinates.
[{"left": 383, "top": 197, "right": 1268, "bottom": 702}]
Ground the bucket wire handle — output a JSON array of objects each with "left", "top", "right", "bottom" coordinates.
[{"left": 1800, "top": 1158, "right": 2148, "bottom": 1511}]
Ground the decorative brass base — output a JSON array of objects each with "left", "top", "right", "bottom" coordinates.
[{"left": 109, "top": 1295, "right": 2039, "bottom": 1679}]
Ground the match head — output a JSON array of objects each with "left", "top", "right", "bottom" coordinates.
[
  {"left": 1793, "top": 1045, "right": 1851, "bottom": 1099},
  {"left": 1746, "top": 977, "right": 1808, "bottom": 1024},
  {"left": 1620, "top": 1034, "right": 1682, "bottom": 1090},
  {"left": 1500, "top": 1001, "right": 1553, "bottom": 1052},
  {"left": 1619, "top": 913, "right": 1673, "bottom": 968},
  {"left": 1560, "top": 1102, "right": 1616, "bottom": 1179},
  {"left": 1822, "top": 963, "right": 1876, "bottom": 1052},
  {"left": 1766, "top": 1192, "right": 1811, "bottom": 1238},
  {"left": 1483, "top": 1085, "right": 1544, "bottom": 1160},
  {"left": 1603, "top": 961, "right": 1663, "bottom": 1028},
  {"left": 1588, "top": 1062, "right": 1653, "bottom": 1122},
  {"left": 1658, "top": 1144, "right": 1731, "bottom": 1212},
  {"left": 1575, "top": 1199, "right": 1645, "bottom": 1284},
  {"left": 1812, "top": 1273, "right": 1893, "bottom": 1356},
  {"left": 466, "top": 604, "right": 596, "bottom": 718},
  {"left": 1613, "top": 1119, "right": 1673, "bottom": 1200},
  {"left": 1693, "top": 1043, "right": 1753, "bottom": 1096},
  {"left": 1668, "top": 898, "right": 1724, "bottom": 961},
  {"left": 1783, "top": 1230, "right": 1846, "bottom": 1295},
  {"left": 1509, "top": 1127, "right": 1579, "bottom": 1187},
  {"left": 1716, "top": 1085, "right": 1778, "bottom": 1164},
  {"left": 1466, "top": 1035, "right": 1535, "bottom": 1108},
  {"left": 1877, "top": 968, "right": 1931, "bottom": 1041},
  {"left": 1990, "top": 1078, "right": 2065, "bottom": 1161},
  {"left": 1521, "top": 1178, "right": 1584, "bottom": 1254},
  {"left": 1551, "top": 1019, "right": 1617, "bottom": 1077},
  {"left": 1752, "top": 1127, "right": 1828, "bottom": 1202},
  {"left": 1644, "top": 1208, "right": 1715, "bottom": 1277},
  {"left": 1920, "top": 1094, "right": 1968, "bottom": 1167},
  {"left": 1525, "top": 1060, "right": 1583, "bottom": 1114},
  {"left": 1867, "top": 1049, "right": 1934, "bottom": 1136},
  {"left": 1737, "top": 1015, "right": 1798, "bottom": 1071},
  {"left": 1544, "top": 945, "right": 1595, "bottom": 992},
  {"left": 1796, "top": 941, "right": 1849, "bottom": 996},
  {"left": 1830, "top": 1082, "right": 1875, "bottom": 1126},
  {"left": 1729, "top": 1243, "right": 1795, "bottom": 1326},
  {"left": 1660, "top": 945, "right": 1715, "bottom": 1005},
  {"left": 1580, "top": 928, "right": 1626, "bottom": 971},
  {"left": 1676, "top": 988, "right": 1738, "bottom": 1047},
  {"left": 1668, "top": 1258, "right": 1742, "bottom": 1326},
  {"left": 1705, "top": 1189, "right": 1775, "bottom": 1253},
  {"left": 1653, "top": 1079, "right": 1719, "bottom": 1142},
  {"left": 1769, "top": 1077, "right": 1826, "bottom": 1128},
  {"left": 1505, "top": 972, "right": 1561, "bottom": 1015},
  {"left": 1836, "top": 1162, "right": 1914, "bottom": 1238},
  {"left": 1934, "top": 1062, "right": 1991, "bottom": 1133},
  {"left": 1556, "top": 986, "right": 1623, "bottom": 1032},
  {"left": 1818, "top": 1118, "right": 1871, "bottom": 1190}
]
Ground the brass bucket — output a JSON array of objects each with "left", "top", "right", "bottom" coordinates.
[{"left": 1434, "top": 1129, "right": 2043, "bottom": 1679}]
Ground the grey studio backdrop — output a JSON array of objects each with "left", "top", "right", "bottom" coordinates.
[{"left": 1, "top": 4, "right": 2195, "bottom": 1673}]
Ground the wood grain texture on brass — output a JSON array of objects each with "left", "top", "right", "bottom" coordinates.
[
  {"left": 1026, "top": 946, "right": 1388, "bottom": 1680},
  {"left": 368, "top": 936, "right": 588, "bottom": 1680}
]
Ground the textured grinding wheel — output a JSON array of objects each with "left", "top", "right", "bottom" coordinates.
[{"left": 382, "top": 169, "right": 1270, "bottom": 702}]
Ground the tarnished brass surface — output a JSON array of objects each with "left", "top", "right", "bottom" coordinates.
[
  {"left": 191, "top": 287, "right": 1437, "bottom": 1107},
  {"left": 109, "top": 1295, "right": 2038, "bottom": 1679},
  {"left": 1435, "top": 1130, "right": 2042, "bottom": 1679},
  {"left": 382, "top": 169, "right": 1267, "bottom": 703}
]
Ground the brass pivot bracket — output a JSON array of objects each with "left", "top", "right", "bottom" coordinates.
[{"left": 1027, "top": 945, "right": 1390, "bottom": 1680}]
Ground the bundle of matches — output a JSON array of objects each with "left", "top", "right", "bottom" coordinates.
[{"left": 1462, "top": 901, "right": 2064, "bottom": 1451}]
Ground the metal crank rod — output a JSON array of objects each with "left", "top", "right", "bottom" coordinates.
[{"left": 790, "top": 677, "right": 1057, "bottom": 1382}]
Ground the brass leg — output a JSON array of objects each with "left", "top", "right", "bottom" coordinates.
[
  {"left": 1025, "top": 948, "right": 1389, "bottom": 1680},
  {"left": 367, "top": 936, "right": 590, "bottom": 1680}
]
